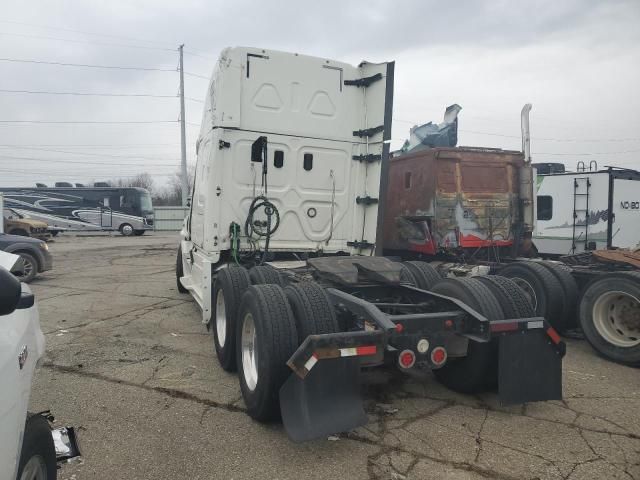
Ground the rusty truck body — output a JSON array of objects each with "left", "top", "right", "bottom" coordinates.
[{"left": 382, "top": 146, "right": 532, "bottom": 258}]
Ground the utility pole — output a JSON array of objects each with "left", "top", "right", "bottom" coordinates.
[{"left": 178, "top": 44, "right": 188, "bottom": 207}]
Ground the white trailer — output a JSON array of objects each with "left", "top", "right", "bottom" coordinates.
[
  {"left": 534, "top": 167, "right": 640, "bottom": 256},
  {"left": 177, "top": 47, "right": 565, "bottom": 442}
]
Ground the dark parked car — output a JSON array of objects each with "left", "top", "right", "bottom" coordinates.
[{"left": 0, "top": 233, "right": 53, "bottom": 282}]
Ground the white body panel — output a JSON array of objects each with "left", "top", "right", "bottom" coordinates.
[
  {"left": 0, "top": 255, "right": 46, "bottom": 479},
  {"left": 534, "top": 171, "right": 640, "bottom": 255},
  {"left": 611, "top": 178, "right": 640, "bottom": 249},
  {"left": 180, "top": 47, "right": 393, "bottom": 322}
]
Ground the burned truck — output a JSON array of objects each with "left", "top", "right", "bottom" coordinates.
[{"left": 382, "top": 145, "right": 532, "bottom": 260}]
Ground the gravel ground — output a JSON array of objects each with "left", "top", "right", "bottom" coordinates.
[{"left": 28, "top": 233, "right": 640, "bottom": 480}]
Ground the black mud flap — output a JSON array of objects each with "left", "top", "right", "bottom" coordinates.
[
  {"left": 498, "top": 330, "right": 563, "bottom": 405},
  {"left": 280, "top": 357, "right": 367, "bottom": 442}
]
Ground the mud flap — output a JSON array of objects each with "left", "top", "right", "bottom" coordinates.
[
  {"left": 498, "top": 330, "right": 563, "bottom": 404},
  {"left": 280, "top": 357, "right": 367, "bottom": 442}
]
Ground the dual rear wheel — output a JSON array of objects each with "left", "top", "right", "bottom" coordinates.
[{"left": 211, "top": 265, "right": 337, "bottom": 421}]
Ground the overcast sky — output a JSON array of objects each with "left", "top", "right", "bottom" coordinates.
[{"left": 1, "top": 0, "right": 639, "bottom": 188}]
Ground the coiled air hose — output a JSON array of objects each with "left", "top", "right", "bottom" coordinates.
[{"left": 244, "top": 195, "right": 280, "bottom": 264}]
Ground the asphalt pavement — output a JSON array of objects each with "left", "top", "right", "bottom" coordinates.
[{"left": 29, "top": 233, "right": 640, "bottom": 479}]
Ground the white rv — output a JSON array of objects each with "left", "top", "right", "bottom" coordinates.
[{"left": 534, "top": 166, "right": 640, "bottom": 256}]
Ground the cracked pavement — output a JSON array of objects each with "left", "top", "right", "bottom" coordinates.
[{"left": 28, "top": 234, "right": 640, "bottom": 479}]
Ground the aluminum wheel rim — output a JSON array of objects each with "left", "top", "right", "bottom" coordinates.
[
  {"left": 241, "top": 312, "right": 259, "bottom": 391},
  {"left": 22, "top": 257, "right": 34, "bottom": 277},
  {"left": 510, "top": 277, "right": 538, "bottom": 311},
  {"left": 20, "top": 455, "right": 47, "bottom": 480},
  {"left": 592, "top": 290, "right": 640, "bottom": 347},
  {"left": 215, "top": 289, "right": 226, "bottom": 347},
  {"left": 122, "top": 224, "right": 133, "bottom": 235}
]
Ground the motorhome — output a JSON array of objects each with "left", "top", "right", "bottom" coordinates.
[{"left": 0, "top": 186, "right": 154, "bottom": 236}]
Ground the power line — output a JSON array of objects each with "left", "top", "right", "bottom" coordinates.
[
  {"left": 0, "top": 120, "right": 178, "bottom": 124},
  {"left": 0, "top": 154, "right": 181, "bottom": 168},
  {"left": 0, "top": 146, "right": 181, "bottom": 162},
  {"left": 0, "top": 143, "right": 183, "bottom": 148},
  {"left": 460, "top": 129, "right": 640, "bottom": 143},
  {"left": 183, "top": 50, "right": 216, "bottom": 61},
  {"left": 0, "top": 57, "right": 177, "bottom": 72},
  {"left": 0, "top": 31, "right": 176, "bottom": 52},
  {"left": 185, "top": 97, "right": 205, "bottom": 104},
  {"left": 184, "top": 71, "right": 210, "bottom": 80},
  {"left": 393, "top": 118, "right": 640, "bottom": 143},
  {"left": 0, "top": 167, "right": 175, "bottom": 178},
  {"left": 0, "top": 88, "right": 178, "bottom": 98},
  {"left": 0, "top": 19, "right": 175, "bottom": 47},
  {"left": 533, "top": 149, "right": 640, "bottom": 156}
]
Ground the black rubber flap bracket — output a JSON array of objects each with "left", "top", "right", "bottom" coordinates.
[
  {"left": 344, "top": 73, "right": 382, "bottom": 88},
  {"left": 280, "top": 357, "right": 367, "bottom": 442},
  {"left": 498, "top": 329, "right": 563, "bottom": 405}
]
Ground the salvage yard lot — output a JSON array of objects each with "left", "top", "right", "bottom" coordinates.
[{"left": 29, "top": 234, "right": 640, "bottom": 480}]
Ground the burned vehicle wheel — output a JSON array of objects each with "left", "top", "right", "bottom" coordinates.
[
  {"left": 285, "top": 282, "right": 339, "bottom": 344},
  {"left": 430, "top": 278, "right": 504, "bottom": 393},
  {"left": 539, "top": 261, "right": 579, "bottom": 329},
  {"left": 249, "top": 265, "right": 284, "bottom": 286},
  {"left": 175, "top": 247, "right": 188, "bottom": 294},
  {"left": 237, "top": 284, "right": 298, "bottom": 421},
  {"left": 17, "top": 414, "right": 56, "bottom": 480},
  {"left": 500, "top": 262, "right": 565, "bottom": 331},
  {"left": 579, "top": 273, "right": 640, "bottom": 366},
  {"left": 476, "top": 275, "right": 535, "bottom": 318},
  {"left": 212, "top": 266, "right": 250, "bottom": 371},
  {"left": 402, "top": 261, "right": 440, "bottom": 290},
  {"left": 16, "top": 252, "right": 38, "bottom": 283}
]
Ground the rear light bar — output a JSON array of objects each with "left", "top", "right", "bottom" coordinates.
[
  {"left": 489, "top": 318, "right": 564, "bottom": 350},
  {"left": 287, "top": 331, "right": 385, "bottom": 379}
]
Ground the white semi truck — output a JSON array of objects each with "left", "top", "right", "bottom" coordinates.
[{"left": 176, "top": 47, "right": 566, "bottom": 441}]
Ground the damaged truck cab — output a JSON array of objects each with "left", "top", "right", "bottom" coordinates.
[
  {"left": 383, "top": 146, "right": 531, "bottom": 257},
  {"left": 177, "top": 47, "right": 563, "bottom": 442}
]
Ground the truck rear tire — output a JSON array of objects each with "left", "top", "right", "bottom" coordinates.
[
  {"left": 285, "top": 282, "right": 339, "bottom": 344},
  {"left": 212, "top": 266, "right": 251, "bottom": 371},
  {"left": 402, "top": 261, "right": 440, "bottom": 290},
  {"left": 17, "top": 413, "right": 56, "bottom": 480},
  {"left": 579, "top": 272, "right": 640, "bottom": 366},
  {"left": 539, "top": 261, "right": 579, "bottom": 329},
  {"left": 475, "top": 275, "right": 535, "bottom": 318},
  {"left": 249, "top": 265, "right": 284, "bottom": 286},
  {"left": 430, "top": 278, "right": 504, "bottom": 393},
  {"left": 237, "top": 284, "right": 298, "bottom": 421},
  {"left": 500, "top": 262, "right": 565, "bottom": 331},
  {"left": 175, "top": 247, "right": 188, "bottom": 294}
]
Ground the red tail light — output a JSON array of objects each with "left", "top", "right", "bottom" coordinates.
[
  {"left": 398, "top": 350, "right": 416, "bottom": 369},
  {"left": 431, "top": 346, "right": 447, "bottom": 367}
]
